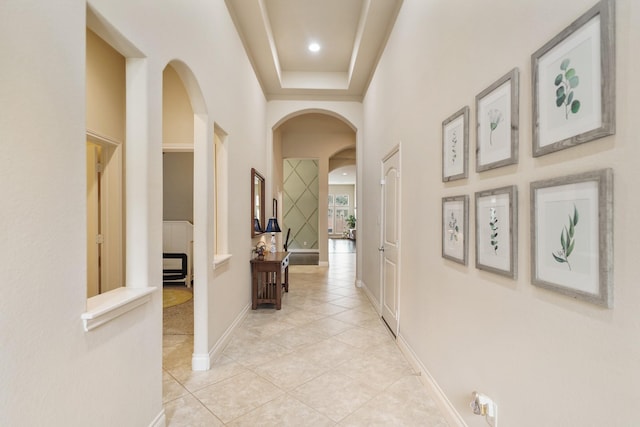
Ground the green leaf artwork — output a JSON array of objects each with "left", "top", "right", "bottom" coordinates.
[
  {"left": 488, "top": 109, "right": 503, "bottom": 145},
  {"left": 554, "top": 58, "right": 581, "bottom": 119},
  {"left": 448, "top": 212, "right": 459, "bottom": 242},
  {"left": 489, "top": 207, "right": 498, "bottom": 254},
  {"left": 450, "top": 130, "right": 458, "bottom": 164},
  {"left": 552, "top": 204, "right": 579, "bottom": 270}
]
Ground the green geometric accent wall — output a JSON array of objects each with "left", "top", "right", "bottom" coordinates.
[{"left": 283, "top": 159, "right": 319, "bottom": 250}]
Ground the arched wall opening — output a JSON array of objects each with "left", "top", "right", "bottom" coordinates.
[
  {"left": 328, "top": 147, "right": 357, "bottom": 240},
  {"left": 86, "top": 26, "right": 126, "bottom": 298},
  {"left": 272, "top": 110, "right": 357, "bottom": 265},
  {"left": 162, "top": 59, "right": 213, "bottom": 371}
]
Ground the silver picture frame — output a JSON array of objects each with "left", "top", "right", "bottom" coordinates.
[
  {"left": 475, "top": 185, "right": 518, "bottom": 278},
  {"left": 442, "top": 106, "right": 469, "bottom": 182},
  {"left": 442, "top": 195, "right": 469, "bottom": 265},
  {"left": 476, "top": 68, "right": 519, "bottom": 172},
  {"left": 530, "top": 169, "right": 613, "bottom": 307},
  {"left": 531, "top": 0, "right": 615, "bottom": 157}
]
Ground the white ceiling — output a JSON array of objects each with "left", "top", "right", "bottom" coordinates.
[{"left": 225, "top": 0, "right": 403, "bottom": 101}]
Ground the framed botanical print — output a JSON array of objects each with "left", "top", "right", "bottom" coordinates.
[
  {"left": 531, "top": 0, "right": 615, "bottom": 156},
  {"left": 475, "top": 186, "right": 518, "bottom": 278},
  {"left": 442, "top": 106, "right": 469, "bottom": 182},
  {"left": 530, "top": 169, "right": 613, "bottom": 307},
  {"left": 442, "top": 195, "right": 469, "bottom": 265},
  {"left": 476, "top": 68, "right": 519, "bottom": 171}
]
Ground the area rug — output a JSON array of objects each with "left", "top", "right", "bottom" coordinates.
[
  {"left": 163, "top": 287, "right": 193, "bottom": 309},
  {"left": 289, "top": 252, "right": 320, "bottom": 265}
]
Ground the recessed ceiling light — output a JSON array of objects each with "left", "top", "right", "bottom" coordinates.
[
  {"left": 308, "top": 42, "right": 321, "bottom": 53},
  {"left": 342, "top": 172, "right": 348, "bottom": 176}
]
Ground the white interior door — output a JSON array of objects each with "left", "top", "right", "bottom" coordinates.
[{"left": 381, "top": 148, "right": 400, "bottom": 336}]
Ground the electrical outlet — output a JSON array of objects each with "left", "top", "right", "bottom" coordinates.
[{"left": 470, "top": 392, "right": 498, "bottom": 427}]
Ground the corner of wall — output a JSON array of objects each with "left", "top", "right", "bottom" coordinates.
[
  {"left": 193, "top": 303, "right": 250, "bottom": 371},
  {"left": 359, "top": 280, "right": 381, "bottom": 314},
  {"left": 396, "top": 335, "right": 467, "bottom": 427}
]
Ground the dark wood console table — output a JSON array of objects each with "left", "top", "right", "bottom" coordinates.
[{"left": 250, "top": 251, "right": 289, "bottom": 309}]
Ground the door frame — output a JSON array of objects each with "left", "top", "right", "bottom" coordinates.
[
  {"left": 86, "top": 141, "right": 101, "bottom": 297},
  {"left": 379, "top": 144, "right": 401, "bottom": 336},
  {"left": 87, "top": 130, "right": 124, "bottom": 295}
]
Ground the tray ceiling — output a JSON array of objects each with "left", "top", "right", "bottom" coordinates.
[{"left": 225, "top": 0, "right": 403, "bottom": 101}]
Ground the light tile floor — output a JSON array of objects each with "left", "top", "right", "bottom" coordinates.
[{"left": 162, "top": 245, "right": 450, "bottom": 426}]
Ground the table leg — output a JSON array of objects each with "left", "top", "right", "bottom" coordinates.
[
  {"left": 275, "top": 268, "right": 282, "bottom": 310},
  {"left": 284, "top": 265, "right": 289, "bottom": 292}
]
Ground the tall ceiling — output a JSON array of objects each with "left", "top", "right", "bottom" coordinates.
[{"left": 225, "top": 0, "right": 403, "bottom": 101}]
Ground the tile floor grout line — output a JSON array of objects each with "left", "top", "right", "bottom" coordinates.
[
  {"left": 163, "top": 367, "right": 227, "bottom": 425},
  {"left": 163, "top": 242, "right": 451, "bottom": 426}
]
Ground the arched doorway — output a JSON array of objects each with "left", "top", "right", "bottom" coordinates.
[
  {"left": 272, "top": 112, "right": 356, "bottom": 267},
  {"left": 161, "top": 60, "right": 213, "bottom": 371}
]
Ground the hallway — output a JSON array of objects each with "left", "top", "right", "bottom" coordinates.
[{"left": 162, "top": 247, "right": 449, "bottom": 426}]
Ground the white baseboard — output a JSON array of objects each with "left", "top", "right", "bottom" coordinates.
[
  {"left": 355, "top": 279, "right": 363, "bottom": 288},
  {"left": 192, "top": 303, "right": 250, "bottom": 371},
  {"left": 396, "top": 335, "right": 467, "bottom": 427},
  {"left": 149, "top": 409, "right": 166, "bottom": 427},
  {"left": 318, "top": 261, "right": 329, "bottom": 267},
  {"left": 359, "top": 280, "right": 381, "bottom": 315},
  {"left": 210, "top": 303, "right": 250, "bottom": 361},
  {"left": 191, "top": 352, "right": 211, "bottom": 371}
]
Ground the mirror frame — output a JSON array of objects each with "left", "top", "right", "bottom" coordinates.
[{"left": 251, "top": 168, "right": 266, "bottom": 237}]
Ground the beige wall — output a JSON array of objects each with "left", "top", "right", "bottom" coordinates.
[
  {"left": 362, "top": 0, "right": 640, "bottom": 425},
  {"left": 86, "top": 29, "right": 125, "bottom": 142},
  {"left": 163, "top": 65, "right": 194, "bottom": 148},
  {"left": 0, "top": 1, "right": 267, "bottom": 425},
  {"left": 163, "top": 152, "right": 194, "bottom": 222}
]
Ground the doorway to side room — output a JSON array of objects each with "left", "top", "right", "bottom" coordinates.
[{"left": 161, "top": 63, "right": 197, "bottom": 355}]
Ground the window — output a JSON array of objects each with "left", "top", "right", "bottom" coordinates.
[
  {"left": 328, "top": 195, "right": 334, "bottom": 233},
  {"left": 328, "top": 194, "right": 349, "bottom": 236},
  {"left": 86, "top": 28, "right": 125, "bottom": 297},
  {"left": 82, "top": 9, "right": 154, "bottom": 332},
  {"left": 213, "top": 125, "right": 232, "bottom": 267}
]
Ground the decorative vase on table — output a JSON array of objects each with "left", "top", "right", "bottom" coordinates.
[{"left": 255, "top": 241, "right": 266, "bottom": 260}]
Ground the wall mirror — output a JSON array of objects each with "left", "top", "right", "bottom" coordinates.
[{"left": 251, "top": 168, "right": 265, "bottom": 237}]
